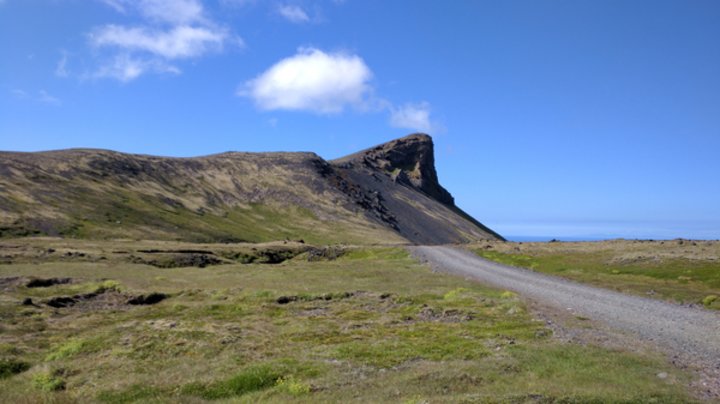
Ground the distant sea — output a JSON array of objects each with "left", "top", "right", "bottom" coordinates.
[
  {"left": 504, "top": 235, "right": 717, "bottom": 242},
  {"left": 504, "top": 236, "right": 612, "bottom": 242}
]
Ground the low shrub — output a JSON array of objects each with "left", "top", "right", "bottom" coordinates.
[
  {"left": 702, "top": 295, "right": 718, "bottom": 307},
  {"left": 32, "top": 370, "right": 65, "bottom": 391},
  {"left": 182, "top": 364, "right": 281, "bottom": 399},
  {"left": 0, "top": 359, "right": 30, "bottom": 379},
  {"left": 276, "top": 376, "right": 311, "bottom": 396}
]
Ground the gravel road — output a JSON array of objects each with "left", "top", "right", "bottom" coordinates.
[{"left": 411, "top": 245, "right": 720, "bottom": 364}]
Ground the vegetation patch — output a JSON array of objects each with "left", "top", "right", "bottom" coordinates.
[
  {"left": 32, "top": 370, "right": 66, "bottom": 391},
  {"left": 45, "top": 339, "right": 88, "bottom": 361},
  {"left": 275, "top": 376, "right": 312, "bottom": 396},
  {"left": 476, "top": 250, "right": 539, "bottom": 269},
  {"left": 96, "top": 384, "right": 165, "bottom": 403},
  {"left": 342, "top": 247, "right": 410, "bottom": 261},
  {"left": 181, "top": 364, "right": 282, "bottom": 399},
  {"left": 0, "top": 359, "right": 30, "bottom": 379}
]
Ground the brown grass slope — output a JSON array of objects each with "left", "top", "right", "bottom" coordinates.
[{"left": 0, "top": 134, "right": 501, "bottom": 244}]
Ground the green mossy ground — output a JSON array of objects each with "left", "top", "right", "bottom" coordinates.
[{"left": 0, "top": 242, "right": 694, "bottom": 402}]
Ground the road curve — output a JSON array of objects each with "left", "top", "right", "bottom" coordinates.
[{"left": 411, "top": 245, "right": 720, "bottom": 363}]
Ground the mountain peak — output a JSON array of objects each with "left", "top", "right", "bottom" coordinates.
[{"left": 333, "top": 133, "right": 454, "bottom": 205}]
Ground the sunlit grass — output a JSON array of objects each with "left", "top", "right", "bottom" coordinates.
[{"left": 0, "top": 242, "right": 694, "bottom": 402}]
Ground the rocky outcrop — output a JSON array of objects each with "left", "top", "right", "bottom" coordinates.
[
  {"left": 331, "top": 134, "right": 504, "bottom": 243},
  {"left": 332, "top": 133, "right": 454, "bottom": 205}
]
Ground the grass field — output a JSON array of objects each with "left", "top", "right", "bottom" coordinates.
[
  {"left": 471, "top": 239, "right": 720, "bottom": 310},
  {"left": 0, "top": 239, "right": 697, "bottom": 402}
]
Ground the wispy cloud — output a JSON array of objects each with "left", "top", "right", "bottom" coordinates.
[
  {"left": 218, "top": 0, "right": 257, "bottom": 8},
  {"left": 11, "top": 89, "right": 28, "bottom": 98},
  {"left": 389, "top": 102, "right": 434, "bottom": 132},
  {"left": 240, "top": 47, "right": 372, "bottom": 114},
  {"left": 55, "top": 51, "right": 69, "bottom": 77},
  {"left": 38, "top": 90, "right": 61, "bottom": 105},
  {"left": 98, "top": 0, "right": 126, "bottom": 13},
  {"left": 92, "top": 54, "right": 181, "bottom": 82},
  {"left": 92, "top": 0, "right": 239, "bottom": 81},
  {"left": 98, "top": 0, "right": 205, "bottom": 24},
  {"left": 11, "top": 89, "right": 61, "bottom": 105},
  {"left": 90, "top": 25, "right": 228, "bottom": 59},
  {"left": 277, "top": 4, "right": 310, "bottom": 23}
]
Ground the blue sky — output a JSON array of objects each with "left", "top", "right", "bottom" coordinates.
[{"left": 1, "top": 0, "right": 719, "bottom": 240}]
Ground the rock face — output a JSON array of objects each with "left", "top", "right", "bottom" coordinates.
[
  {"left": 0, "top": 134, "right": 503, "bottom": 244},
  {"left": 333, "top": 134, "right": 454, "bottom": 205},
  {"left": 331, "top": 134, "right": 504, "bottom": 244}
]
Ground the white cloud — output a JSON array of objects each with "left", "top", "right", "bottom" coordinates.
[
  {"left": 91, "top": 0, "right": 238, "bottom": 81},
  {"left": 241, "top": 47, "right": 372, "bottom": 114},
  {"left": 92, "top": 54, "right": 180, "bottom": 82},
  {"left": 240, "top": 47, "right": 440, "bottom": 130},
  {"left": 277, "top": 4, "right": 310, "bottom": 23},
  {"left": 389, "top": 102, "right": 433, "bottom": 132},
  {"left": 91, "top": 25, "right": 228, "bottom": 59},
  {"left": 55, "top": 52, "right": 69, "bottom": 77}
]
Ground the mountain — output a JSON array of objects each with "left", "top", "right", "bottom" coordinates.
[{"left": 0, "top": 134, "right": 503, "bottom": 244}]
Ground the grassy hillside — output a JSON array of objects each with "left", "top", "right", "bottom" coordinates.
[
  {"left": 0, "top": 239, "right": 694, "bottom": 402},
  {"left": 0, "top": 149, "right": 407, "bottom": 244},
  {"left": 0, "top": 134, "right": 501, "bottom": 245}
]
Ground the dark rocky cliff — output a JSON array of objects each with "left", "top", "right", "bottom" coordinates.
[
  {"left": 332, "top": 134, "right": 504, "bottom": 243},
  {"left": 333, "top": 134, "right": 454, "bottom": 205}
]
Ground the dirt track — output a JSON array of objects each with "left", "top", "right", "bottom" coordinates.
[{"left": 411, "top": 246, "right": 720, "bottom": 374}]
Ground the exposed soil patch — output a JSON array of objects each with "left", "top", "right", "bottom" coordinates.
[
  {"left": 137, "top": 249, "right": 214, "bottom": 254},
  {"left": 46, "top": 295, "right": 83, "bottom": 308},
  {"left": 127, "top": 292, "right": 167, "bottom": 305},
  {"left": 0, "top": 276, "right": 25, "bottom": 292},
  {"left": 26, "top": 277, "right": 72, "bottom": 288},
  {"left": 306, "top": 246, "right": 345, "bottom": 261},
  {"left": 415, "top": 306, "right": 474, "bottom": 323},
  {"left": 224, "top": 247, "right": 305, "bottom": 264},
  {"left": 45, "top": 290, "right": 168, "bottom": 309},
  {"left": 130, "top": 253, "right": 224, "bottom": 268},
  {"left": 276, "top": 291, "right": 355, "bottom": 305}
]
